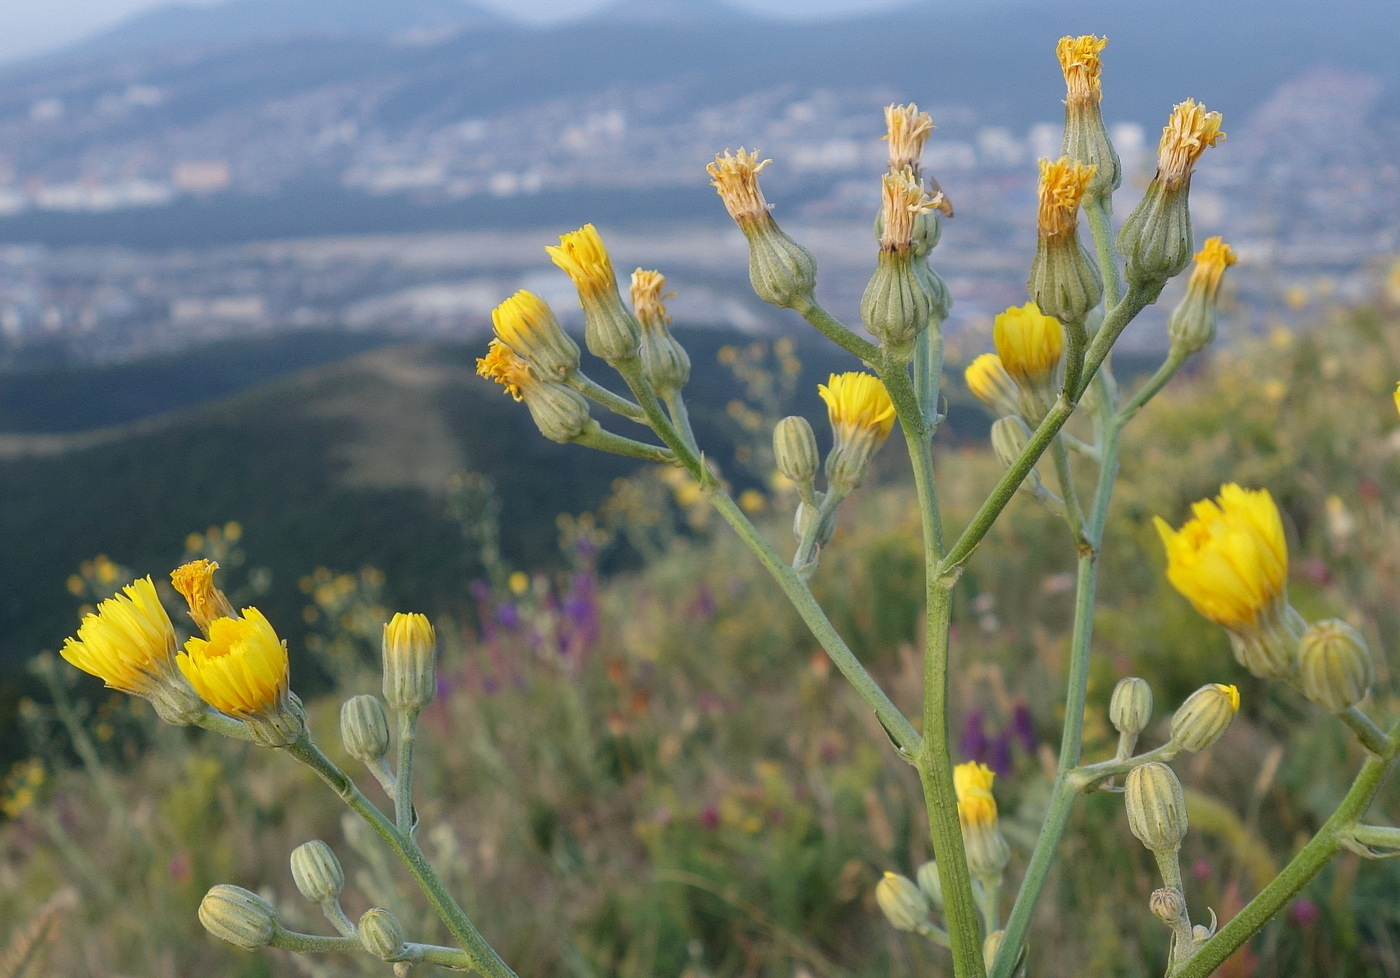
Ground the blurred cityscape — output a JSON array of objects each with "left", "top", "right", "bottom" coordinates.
[{"left": 0, "top": 1, "right": 1396, "bottom": 366}]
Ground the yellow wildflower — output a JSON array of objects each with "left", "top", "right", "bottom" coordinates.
[
  {"left": 61, "top": 577, "right": 177, "bottom": 697},
  {"left": 476, "top": 338, "right": 535, "bottom": 401},
  {"left": 1157, "top": 99, "right": 1226, "bottom": 188},
  {"left": 383, "top": 612, "right": 437, "bottom": 713},
  {"left": 490, "top": 290, "right": 578, "bottom": 380},
  {"left": 993, "top": 303, "right": 1064, "bottom": 387},
  {"left": 953, "top": 761, "right": 998, "bottom": 828},
  {"left": 964, "top": 353, "right": 1019, "bottom": 416},
  {"left": 1036, "top": 157, "right": 1096, "bottom": 239},
  {"left": 178, "top": 608, "right": 290, "bottom": 717},
  {"left": 545, "top": 224, "right": 616, "bottom": 299},
  {"left": 1185, "top": 237, "right": 1237, "bottom": 302},
  {"left": 171, "top": 559, "right": 236, "bottom": 635},
  {"left": 818, "top": 372, "right": 896, "bottom": 443},
  {"left": 1057, "top": 35, "right": 1107, "bottom": 104}
]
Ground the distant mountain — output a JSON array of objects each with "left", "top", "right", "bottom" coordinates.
[{"left": 63, "top": 0, "right": 506, "bottom": 58}]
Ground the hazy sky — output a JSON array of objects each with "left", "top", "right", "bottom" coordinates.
[{"left": 0, "top": 0, "right": 917, "bottom": 65}]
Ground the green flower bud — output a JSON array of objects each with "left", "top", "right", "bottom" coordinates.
[
  {"left": 861, "top": 249, "right": 932, "bottom": 360},
  {"left": 1149, "top": 886, "right": 1188, "bottom": 925},
  {"left": 707, "top": 150, "right": 817, "bottom": 309},
  {"left": 340, "top": 694, "right": 391, "bottom": 764},
  {"left": 631, "top": 269, "right": 691, "bottom": 397},
  {"left": 524, "top": 381, "right": 594, "bottom": 445},
  {"left": 382, "top": 612, "right": 437, "bottom": 714},
  {"left": 1299, "top": 618, "right": 1374, "bottom": 714},
  {"left": 875, "top": 872, "right": 930, "bottom": 932},
  {"left": 1057, "top": 36, "right": 1121, "bottom": 198},
  {"left": 915, "top": 258, "right": 952, "bottom": 324},
  {"left": 199, "top": 884, "right": 280, "bottom": 950},
  {"left": 358, "top": 907, "right": 406, "bottom": 960},
  {"left": 1110, "top": 677, "right": 1153, "bottom": 737},
  {"left": 290, "top": 840, "right": 344, "bottom": 904},
  {"left": 915, "top": 859, "right": 943, "bottom": 909},
  {"left": 545, "top": 224, "right": 640, "bottom": 365},
  {"left": 1118, "top": 181, "right": 1192, "bottom": 292},
  {"left": 1169, "top": 684, "right": 1239, "bottom": 752},
  {"left": 773, "top": 416, "right": 819, "bottom": 488},
  {"left": 1227, "top": 602, "right": 1306, "bottom": 682},
  {"left": 1027, "top": 233, "right": 1103, "bottom": 326},
  {"left": 1125, "top": 762, "right": 1188, "bottom": 854}
]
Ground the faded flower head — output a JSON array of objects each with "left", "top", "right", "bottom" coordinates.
[
  {"left": 476, "top": 338, "right": 535, "bottom": 401},
  {"left": 879, "top": 167, "right": 941, "bottom": 252},
  {"left": 884, "top": 102, "right": 935, "bottom": 173},
  {"left": 630, "top": 269, "right": 674, "bottom": 330},
  {"left": 1156, "top": 99, "right": 1226, "bottom": 188},
  {"left": 1057, "top": 35, "right": 1108, "bottom": 104},
  {"left": 707, "top": 148, "right": 772, "bottom": 225},
  {"left": 170, "top": 559, "right": 236, "bottom": 635},
  {"left": 1037, "top": 157, "right": 1096, "bottom": 239},
  {"left": 1185, "top": 237, "right": 1237, "bottom": 303}
]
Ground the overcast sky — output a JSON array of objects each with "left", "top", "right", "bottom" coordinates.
[{"left": 0, "top": 0, "right": 917, "bottom": 65}]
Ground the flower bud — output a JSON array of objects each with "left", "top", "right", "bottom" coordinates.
[
  {"left": 490, "top": 290, "right": 579, "bottom": 382},
  {"left": 915, "top": 859, "right": 943, "bottom": 909},
  {"left": 982, "top": 930, "right": 1005, "bottom": 969},
  {"left": 382, "top": 612, "right": 437, "bottom": 714},
  {"left": 1169, "top": 684, "right": 1239, "bottom": 752},
  {"left": 341, "top": 694, "right": 391, "bottom": 763},
  {"left": 290, "top": 840, "right": 344, "bottom": 904},
  {"left": 1167, "top": 238, "right": 1237, "bottom": 356},
  {"left": 1150, "top": 886, "right": 1188, "bottom": 925},
  {"left": 708, "top": 150, "right": 818, "bottom": 308},
  {"left": 545, "top": 224, "right": 640, "bottom": 365},
  {"left": 1110, "top": 677, "right": 1153, "bottom": 737},
  {"left": 1125, "top": 762, "right": 1188, "bottom": 854},
  {"left": 915, "top": 256, "right": 952, "bottom": 324},
  {"left": 524, "top": 379, "right": 594, "bottom": 444},
  {"left": 199, "top": 884, "right": 279, "bottom": 950},
  {"left": 358, "top": 907, "right": 406, "bottom": 960},
  {"left": 819, "top": 373, "right": 896, "bottom": 495},
  {"left": 1299, "top": 619, "right": 1374, "bottom": 714},
  {"left": 774, "top": 416, "right": 819, "bottom": 488},
  {"left": 990, "top": 416, "right": 1043, "bottom": 498},
  {"left": 1027, "top": 157, "right": 1102, "bottom": 325},
  {"left": 1057, "top": 35, "right": 1120, "bottom": 198},
  {"left": 861, "top": 249, "right": 932, "bottom": 360},
  {"left": 875, "top": 872, "right": 930, "bottom": 932}
]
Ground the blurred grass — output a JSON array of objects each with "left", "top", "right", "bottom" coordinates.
[{"left": 4, "top": 294, "right": 1400, "bottom": 977}]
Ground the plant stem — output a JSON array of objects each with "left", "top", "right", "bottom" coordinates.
[
  {"left": 664, "top": 391, "right": 701, "bottom": 454},
  {"left": 792, "top": 296, "right": 881, "bottom": 363},
  {"left": 1348, "top": 824, "right": 1400, "bottom": 852},
  {"left": 569, "top": 373, "right": 646, "bottom": 423},
  {"left": 1116, "top": 349, "right": 1188, "bottom": 426},
  {"left": 286, "top": 735, "right": 519, "bottom": 978},
  {"left": 396, "top": 708, "right": 419, "bottom": 837},
  {"left": 1169, "top": 720, "right": 1400, "bottom": 978},
  {"left": 880, "top": 360, "right": 944, "bottom": 555},
  {"left": 1083, "top": 196, "right": 1123, "bottom": 311},
  {"left": 1339, "top": 706, "right": 1389, "bottom": 755},
  {"left": 914, "top": 325, "right": 945, "bottom": 428},
  {"left": 920, "top": 583, "right": 986, "bottom": 978}
]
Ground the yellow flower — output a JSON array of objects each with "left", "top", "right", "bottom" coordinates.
[
  {"left": 476, "top": 338, "right": 536, "bottom": 401},
  {"left": 1156, "top": 99, "right": 1225, "bottom": 189},
  {"left": 818, "top": 372, "right": 896, "bottom": 443},
  {"left": 1185, "top": 237, "right": 1237, "bottom": 302},
  {"left": 1394, "top": 381, "right": 1400, "bottom": 417},
  {"left": 883, "top": 103, "right": 935, "bottom": 173},
  {"left": 171, "top": 559, "right": 236, "bottom": 635},
  {"left": 1036, "top": 157, "right": 1096, "bottom": 239},
  {"left": 706, "top": 148, "right": 772, "bottom": 225},
  {"left": 964, "top": 353, "right": 1019, "bottom": 416},
  {"left": 993, "top": 302, "right": 1064, "bottom": 387},
  {"left": 383, "top": 611, "right": 437, "bottom": 713},
  {"left": 953, "top": 761, "right": 998, "bottom": 828},
  {"left": 490, "top": 290, "right": 578, "bottom": 380},
  {"left": 178, "top": 608, "right": 290, "bottom": 717},
  {"left": 878, "top": 167, "right": 940, "bottom": 253},
  {"left": 1056, "top": 35, "right": 1107, "bottom": 104},
  {"left": 61, "top": 577, "right": 177, "bottom": 697},
  {"left": 1152, "top": 484, "right": 1287, "bottom": 632},
  {"left": 545, "top": 224, "right": 617, "bottom": 299}
]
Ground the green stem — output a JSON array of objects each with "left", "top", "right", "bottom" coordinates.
[
  {"left": 1084, "top": 195, "right": 1124, "bottom": 312},
  {"left": 321, "top": 897, "right": 358, "bottom": 938},
  {"left": 914, "top": 326, "right": 945, "bottom": 429},
  {"left": 1116, "top": 349, "right": 1189, "bottom": 426},
  {"left": 569, "top": 373, "right": 646, "bottom": 423},
  {"left": 707, "top": 489, "right": 921, "bottom": 757},
  {"left": 880, "top": 361, "right": 944, "bottom": 555},
  {"left": 1048, "top": 438, "right": 1087, "bottom": 545},
  {"left": 1068, "top": 742, "right": 1182, "bottom": 792},
  {"left": 285, "top": 735, "right": 518, "bottom": 978},
  {"left": 1348, "top": 824, "right": 1400, "bottom": 852},
  {"left": 920, "top": 584, "right": 986, "bottom": 978},
  {"left": 270, "top": 930, "right": 361, "bottom": 954},
  {"left": 396, "top": 708, "right": 419, "bottom": 837},
  {"left": 664, "top": 391, "right": 700, "bottom": 454},
  {"left": 573, "top": 426, "right": 676, "bottom": 464},
  {"left": 1339, "top": 706, "right": 1389, "bottom": 755},
  {"left": 792, "top": 296, "right": 881, "bottom": 363},
  {"left": 37, "top": 657, "right": 132, "bottom": 839},
  {"left": 1169, "top": 721, "right": 1400, "bottom": 978},
  {"left": 613, "top": 359, "right": 708, "bottom": 479},
  {"left": 976, "top": 876, "right": 1002, "bottom": 933}
]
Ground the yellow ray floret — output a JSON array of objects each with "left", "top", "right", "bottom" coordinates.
[
  {"left": 953, "top": 761, "right": 998, "bottom": 828},
  {"left": 60, "top": 577, "right": 177, "bottom": 696},
  {"left": 476, "top": 338, "right": 535, "bottom": 401},
  {"left": 817, "top": 372, "right": 896, "bottom": 441},
  {"left": 1057, "top": 35, "right": 1108, "bottom": 103},
  {"left": 177, "top": 607, "right": 289, "bottom": 716},
  {"left": 1186, "top": 237, "right": 1237, "bottom": 301},
  {"left": 1036, "top": 157, "right": 1096, "bottom": 238},
  {"left": 1157, "top": 99, "right": 1226, "bottom": 186},
  {"left": 884, "top": 102, "right": 935, "bottom": 171},
  {"left": 630, "top": 269, "right": 674, "bottom": 329},
  {"left": 171, "top": 559, "right": 235, "bottom": 634},
  {"left": 1153, "top": 484, "right": 1288, "bottom": 631},
  {"left": 964, "top": 353, "right": 1019, "bottom": 411},
  {"left": 1215, "top": 683, "right": 1241, "bottom": 712},
  {"left": 706, "top": 148, "right": 772, "bottom": 224},
  {"left": 993, "top": 302, "right": 1064, "bottom": 385},
  {"left": 492, "top": 290, "right": 560, "bottom": 349},
  {"left": 545, "top": 224, "right": 617, "bottom": 298}
]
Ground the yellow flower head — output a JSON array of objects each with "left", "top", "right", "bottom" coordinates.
[
  {"left": 1186, "top": 236, "right": 1237, "bottom": 302},
  {"left": 490, "top": 290, "right": 578, "bottom": 379},
  {"left": 630, "top": 268, "right": 674, "bottom": 330},
  {"left": 964, "top": 353, "right": 1019, "bottom": 414},
  {"left": 953, "top": 761, "right": 998, "bottom": 828},
  {"left": 177, "top": 607, "right": 289, "bottom": 717},
  {"left": 476, "top": 338, "right": 536, "bottom": 401},
  {"left": 170, "top": 559, "right": 236, "bottom": 635},
  {"left": 1157, "top": 99, "right": 1226, "bottom": 188},
  {"left": 818, "top": 372, "right": 896, "bottom": 443},
  {"left": 545, "top": 224, "right": 617, "bottom": 299},
  {"left": 879, "top": 167, "right": 940, "bottom": 252},
  {"left": 883, "top": 103, "right": 935, "bottom": 172},
  {"left": 1153, "top": 484, "right": 1288, "bottom": 632},
  {"left": 1036, "top": 157, "right": 1096, "bottom": 239},
  {"left": 1057, "top": 35, "right": 1108, "bottom": 104},
  {"left": 706, "top": 148, "right": 772, "bottom": 224},
  {"left": 993, "top": 302, "right": 1064, "bottom": 386},
  {"left": 61, "top": 576, "right": 177, "bottom": 697},
  {"left": 1394, "top": 381, "right": 1399, "bottom": 417}
]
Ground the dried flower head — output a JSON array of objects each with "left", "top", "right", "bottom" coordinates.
[
  {"left": 884, "top": 102, "right": 935, "bottom": 172},
  {"left": 1157, "top": 99, "right": 1226, "bottom": 188},
  {"left": 706, "top": 148, "right": 772, "bottom": 224},
  {"left": 1057, "top": 35, "right": 1108, "bottom": 104},
  {"left": 629, "top": 269, "right": 674, "bottom": 330},
  {"left": 1037, "top": 157, "right": 1097, "bottom": 239},
  {"left": 476, "top": 339, "right": 535, "bottom": 401},
  {"left": 879, "top": 168, "right": 941, "bottom": 252},
  {"left": 171, "top": 559, "right": 236, "bottom": 635}
]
